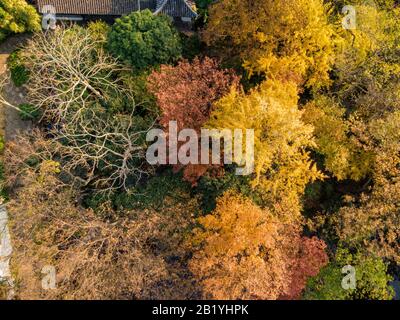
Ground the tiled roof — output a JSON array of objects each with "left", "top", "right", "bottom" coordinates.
[
  {"left": 37, "top": 0, "right": 155, "bottom": 16},
  {"left": 37, "top": 0, "right": 197, "bottom": 17},
  {"left": 155, "top": 0, "right": 197, "bottom": 18}
]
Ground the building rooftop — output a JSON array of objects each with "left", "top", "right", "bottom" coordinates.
[{"left": 36, "top": 0, "right": 198, "bottom": 18}]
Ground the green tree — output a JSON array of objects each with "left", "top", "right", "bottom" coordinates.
[
  {"left": 7, "top": 49, "right": 29, "bottom": 87},
  {"left": 194, "top": 0, "right": 214, "bottom": 25},
  {"left": 304, "top": 248, "right": 394, "bottom": 300},
  {"left": 107, "top": 10, "right": 182, "bottom": 70}
]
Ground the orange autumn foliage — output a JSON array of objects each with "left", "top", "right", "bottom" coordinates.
[{"left": 189, "top": 191, "right": 328, "bottom": 299}]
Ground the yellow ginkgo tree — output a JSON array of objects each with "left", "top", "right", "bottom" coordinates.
[
  {"left": 203, "top": 0, "right": 338, "bottom": 89},
  {"left": 206, "top": 79, "right": 324, "bottom": 208},
  {"left": 302, "top": 96, "right": 375, "bottom": 181}
]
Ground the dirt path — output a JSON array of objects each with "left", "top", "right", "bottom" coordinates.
[
  {"left": 0, "top": 34, "right": 32, "bottom": 300},
  {"left": 0, "top": 34, "right": 32, "bottom": 141}
]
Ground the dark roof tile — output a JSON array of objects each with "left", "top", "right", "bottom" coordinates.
[
  {"left": 37, "top": 0, "right": 154, "bottom": 16},
  {"left": 37, "top": 0, "right": 197, "bottom": 17}
]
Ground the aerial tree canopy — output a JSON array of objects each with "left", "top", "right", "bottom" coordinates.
[
  {"left": 203, "top": 0, "right": 337, "bottom": 89},
  {"left": 304, "top": 248, "right": 394, "bottom": 300},
  {"left": 206, "top": 79, "right": 324, "bottom": 211},
  {"left": 333, "top": 4, "right": 400, "bottom": 120},
  {"left": 107, "top": 10, "right": 182, "bottom": 70},
  {"left": 302, "top": 96, "right": 374, "bottom": 181},
  {"left": 15, "top": 26, "right": 156, "bottom": 192},
  {"left": 148, "top": 57, "right": 240, "bottom": 184},
  {"left": 189, "top": 191, "right": 328, "bottom": 300},
  {"left": 0, "top": 0, "right": 40, "bottom": 42},
  {"left": 2, "top": 0, "right": 400, "bottom": 301},
  {"left": 335, "top": 111, "right": 400, "bottom": 263}
]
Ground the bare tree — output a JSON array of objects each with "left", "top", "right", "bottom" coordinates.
[
  {"left": 22, "top": 26, "right": 130, "bottom": 122},
  {"left": 56, "top": 110, "right": 153, "bottom": 192},
  {"left": 1, "top": 26, "right": 156, "bottom": 192}
]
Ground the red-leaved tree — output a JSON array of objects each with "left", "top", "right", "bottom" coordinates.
[
  {"left": 147, "top": 57, "right": 240, "bottom": 184},
  {"left": 282, "top": 236, "right": 329, "bottom": 300}
]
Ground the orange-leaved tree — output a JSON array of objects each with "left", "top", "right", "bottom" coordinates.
[{"left": 189, "top": 191, "right": 328, "bottom": 299}]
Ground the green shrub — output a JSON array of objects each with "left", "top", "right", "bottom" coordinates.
[
  {"left": 0, "top": 30, "right": 7, "bottom": 43},
  {"left": 0, "top": 136, "right": 4, "bottom": 153},
  {"left": 84, "top": 170, "right": 192, "bottom": 212},
  {"left": 180, "top": 33, "right": 203, "bottom": 60},
  {"left": 87, "top": 20, "right": 110, "bottom": 46},
  {"left": 18, "top": 103, "right": 40, "bottom": 120},
  {"left": 107, "top": 10, "right": 182, "bottom": 70},
  {"left": 196, "top": 166, "right": 262, "bottom": 214},
  {"left": 303, "top": 248, "right": 395, "bottom": 300},
  {"left": 121, "top": 71, "right": 158, "bottom": 115},
  {"left": 193, "top": 0, "right": 214, "bottom": 27},
  {"left": 7, "top": 50, "right": 29, "bottom": 87},
  {"left": 114, "top": 171, "right": 191, "bottom": 210},
  {"left": 195, "top": 0, "right": 214, "bottom": 12}
]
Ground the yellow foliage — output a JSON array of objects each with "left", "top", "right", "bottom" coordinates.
[
  {"left": 334, "top": 112, "right": 400, "bottom": 263},
  {"left": 336, "top": 3, "right": 393, "bottom": 64},
  {"left": 38, "top": 160, "right": 61, "bottom": 184},
  {"left": 368, "top": 111, "right": 400, "bottom": 186},
  {"left": 206, "top": 79, "right": 324, "bottom": 202},
  {"left": 203, "top": 0, "right": 338, "bottom": 89},
  {"left": 302, "top": 96, "right": 374, "bottom": 181},
  {"left": 334, "top": 5, "right": 400, "bottom": 118},
  {"left": 190, "top": 191, "right": 328, "bottom": 299}
]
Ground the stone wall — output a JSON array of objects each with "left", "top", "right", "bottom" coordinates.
[{"left": 0, "top": 205, "right": 13, "bottom": 299}]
